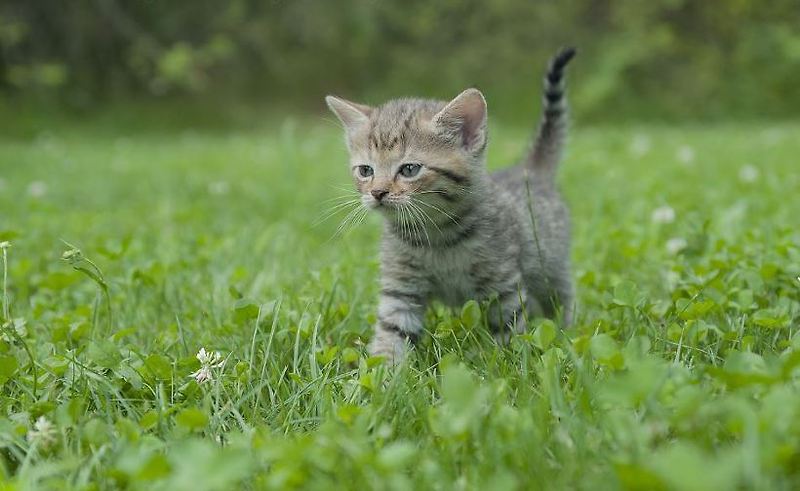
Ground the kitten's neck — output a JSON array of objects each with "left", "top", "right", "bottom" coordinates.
[{"left": 385, "top": 173, "right": 489, "bottom": 249}]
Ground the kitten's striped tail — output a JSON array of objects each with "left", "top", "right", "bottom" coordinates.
[{"left": 525, "top": 47, "right": 576, "bottom": 183}]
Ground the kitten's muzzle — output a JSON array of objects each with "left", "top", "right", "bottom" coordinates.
[{"left": 371, "top": 189, "right": 389, "bottom": 202}]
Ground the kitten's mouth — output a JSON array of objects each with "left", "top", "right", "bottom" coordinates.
[
  {"left": 374, "top": 202, "right": 393, "bottom": 210},
  {"left": 364, "top": 195, "right": 405, "bottom": 211},
  {"left": 371, "top": 200, "right": 397, "bottom": 210}
]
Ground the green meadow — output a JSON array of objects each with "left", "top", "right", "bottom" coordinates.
[{"left": 1, "top": 114, "right": 799, "bottom": 489}]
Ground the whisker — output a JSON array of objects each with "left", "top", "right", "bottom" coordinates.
[
  {"left": 314, "top": 199, "right": 361, "bottom": 226},
  {"left": 351, "top": 205, "right": 370, "bottom": 230},
  {"left": 332, "top": 205, "right": 366, "bottom": 239},
  {"left": 331, "top": 209, "right": 357, "bottom": 238},
  {"left": 415, "top": 205, "right": 435, "bottom": 247},
  {"left": 402, "top": 204, "right": 416, "bottom": 244},
  {"left": 410, "top": 200, "right": 442, "bottom": 236},
  {"left": 415, "top": 199, "right": 460, "bottom": 225},
  {"left": 327, "top": 183, "right": 359, "bottom": 193},
  {"left": 398, "top": 204, "right": 411, "bottom": 243},
  {"left": 406, "top": 203, "right": 431, "bottom": 247},
  {"left": 315, "top": 207, "right": 358, "bottom": 228},
  {"left": 318, "top": 199, "right": 360, "bottom": 215},
  {"left": 321, "top": 193, "right": 360, "bottom": 204},
  {"left": 417, "top": 200, "right": 461, "bottom": 224},
  {"left": 344, "top": 206, "right": 369, "bottom": 237},
  {"left": 398, "top": 204, "right": 408, "bottom": 242}
]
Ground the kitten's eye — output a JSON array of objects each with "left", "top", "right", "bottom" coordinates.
[
  {"left": 357, "top": 165, "right": 374, "bottom": 178},
  {"left": 399, "top": 163, "right": 422, "bottom": 178}
]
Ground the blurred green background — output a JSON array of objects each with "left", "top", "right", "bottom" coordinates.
[
  {"left": 1, "top": 0, "right": 799, "bottom": 123},
  {"left": 3, "top": 3, "right": 800, "bottom": 488}
]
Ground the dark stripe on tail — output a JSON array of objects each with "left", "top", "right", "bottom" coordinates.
[{"left": 525, "top": 47, "right": 576, "bottom": 182}]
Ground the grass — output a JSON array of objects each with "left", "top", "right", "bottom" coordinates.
[{"left": 1, "top": 112, "right": 799, "bottom": 490}]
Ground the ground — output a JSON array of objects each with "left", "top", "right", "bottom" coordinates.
[{"left": 1, "top": 114, "right": 799, "bottom": 490}]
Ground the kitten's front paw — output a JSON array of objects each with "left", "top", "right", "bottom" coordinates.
[{"left": 368, "top": 328, "right": 411, "bottom": 365}]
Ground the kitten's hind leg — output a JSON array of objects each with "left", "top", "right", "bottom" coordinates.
[
  {"left": 538, "top": 274, "right": 574, "bottom": 327},
  {"left": 489, "top": 286, "right": 535, "bottom": 345}
]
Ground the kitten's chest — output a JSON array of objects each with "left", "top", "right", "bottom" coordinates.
[{"left": 423, "top": 248, "right": 480, "bottom": 306}]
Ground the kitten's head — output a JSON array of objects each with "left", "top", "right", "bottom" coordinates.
[{"left": 326, "top": 90, "right": 487, "bottom": 216}]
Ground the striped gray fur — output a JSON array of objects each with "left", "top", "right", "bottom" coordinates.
[{"left": 326, "top": 47, "right": 576, "bottom": 363}]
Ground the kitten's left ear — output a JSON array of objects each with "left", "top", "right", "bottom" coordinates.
[
  {"left": 325, "top": 95, "right": 373, "bottom": 132},
  {"left": 433, "top": 88, "right": 487, "bottom": 153}
]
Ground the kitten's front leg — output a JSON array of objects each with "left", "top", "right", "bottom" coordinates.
[{"left": 368, "top": 287, "right": 427, "bottom": 364}]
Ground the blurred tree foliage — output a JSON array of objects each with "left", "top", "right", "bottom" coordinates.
[{"left": 1, "top": 0, "right": 798, "bottom": 120}]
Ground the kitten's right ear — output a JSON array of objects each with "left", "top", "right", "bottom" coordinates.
[{"left": 325, "top": 95, "right": 373, "bottom": 131}]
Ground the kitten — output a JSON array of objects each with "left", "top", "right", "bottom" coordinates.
[{"left": 326, "top": 48, "right": 576, "bottom": 363}]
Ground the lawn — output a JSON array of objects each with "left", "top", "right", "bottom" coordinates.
[{"left": 1, "top": 114, "right": 799, "bottom": 490}]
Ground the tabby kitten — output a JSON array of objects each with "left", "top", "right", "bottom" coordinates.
[{"left": 326, "top": 48, "right": 576, "bottom": 362}]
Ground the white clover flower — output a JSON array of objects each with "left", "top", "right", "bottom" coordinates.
[
  {"left": 676, "top": 145, "right": 695, "bottom": 165},
  {"left": 196, "top": 347, "right": 224, "bottom": 367},
  {"left": 0, "top": 241, "right": 10, "bottom": 250},
  {"left": 666, "top": 237, "right": 688, "bottom": 255},
  {"left": 27, "top": 181, "right": 48, "bottom": 198},
  {"left": 190, "top": 347, "right": 226, "bottom": 384},
  {"left": 27, "top": 416, "right": 57, "bottom": 447},
  {"left": 207, "top": 181, "right": 230, "bottom": 196},
  {"left": 191, "top": 366, "right": 214, "bottom": 384},
  {"left": 629, "top": 134, "right": 652, "bottom": 158},
  {"left": 651, "top": 205, "right": 676, "bottom": 224},
  {"left": 738, "top": 164, "right": 759, "bottom": 183}
]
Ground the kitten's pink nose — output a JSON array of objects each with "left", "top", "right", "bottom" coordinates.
[{"left": 371, "top": 189, "right": 389, "bottom": 201}]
